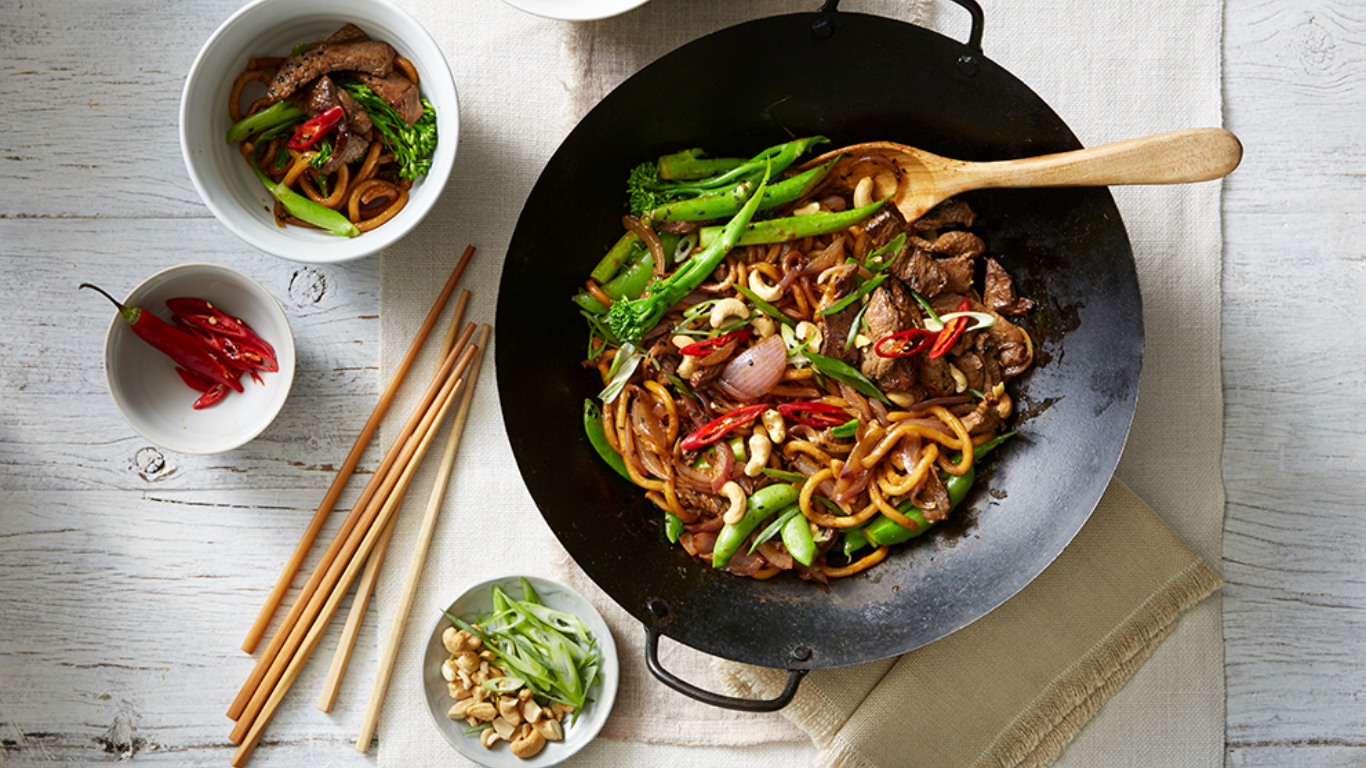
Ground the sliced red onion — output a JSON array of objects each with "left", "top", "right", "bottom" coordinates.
[{"left": 716, "top": 334, "right": 787, "bottom": 401}]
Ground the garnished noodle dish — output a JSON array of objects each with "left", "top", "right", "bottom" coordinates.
[
  {"left": 225, "top": 24, "right": 438, "bottom": 237},
  {"left": 576, "top": 137, "right": 1035, "bottom": 582}
]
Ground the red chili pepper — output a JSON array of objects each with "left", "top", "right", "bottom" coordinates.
[
  {"left": 679, "top": 403, "right": 768, "bottom": 451},
  {"left": 873, "top": 328, "right": 936, "bottom": 359},
  {"left": 928, "top": 297, "right": 973, "bottom": 359},
  {"left": 178, "top": 323, "right": 277, "bottom": 375},
  {"left": 285, "top": 106, "right": 345, "bottom": 150},
  {"left": 678, "top": 328, "right": 752, "bottom": 357},
  {"left": 167, "top": 297, "right": 277, "bottom": 359},
  {"left": 175, "top": 366, "right": 215, "bottom": 392},
  {"left": 82, "top": 284, "right": 245, "bottom": 393},
  {"left": 776, "top": 401, "right": 852, "bottom": 428},
  {"left": 193, "top": 384, "right": 230, "bottom": 410}
]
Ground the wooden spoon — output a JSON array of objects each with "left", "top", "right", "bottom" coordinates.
[{"left": 810, "top": 127, "right": 1242, "bottom": 222}]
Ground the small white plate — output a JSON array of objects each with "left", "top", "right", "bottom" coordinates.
[
  {"left": 424, "top": 574, "right": 618, "bottom": 767},
  {"left": 499, "top": 0, "right": 651, "bottom": 22},
  {"left": 98, "top": 263, "right": 295, "bottom": 454}
]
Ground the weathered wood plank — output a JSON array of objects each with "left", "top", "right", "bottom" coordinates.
[{"left": 1221, "top": 0, "right": 1366, "bottom": 761}]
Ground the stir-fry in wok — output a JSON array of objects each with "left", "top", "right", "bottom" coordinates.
[{"left": 577, "top": 137, "right": 1035, "bottom": 582}]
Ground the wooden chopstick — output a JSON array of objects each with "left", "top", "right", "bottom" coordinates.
[
  {"left": 316, "top": 291, "right": 471, "bottom": 712},
  {"left": 241, "top": 246, "right": 475, "bottom": 655},
  {"left": 227, "top": 326, "right": 476, "bottom": 725},
  {"left": 230, "top": 340, "right": 479, "bottom": 748},
  {"left": 354, "top": 323, "right": 490, "bottom": 751},
  {"left": 230, "top": 350, "right": 475, "bottom": 768}
]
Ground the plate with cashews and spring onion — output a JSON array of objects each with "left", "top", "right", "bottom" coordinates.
[{"left": 423, "top": 575, "right": 618, "bottom": 767}]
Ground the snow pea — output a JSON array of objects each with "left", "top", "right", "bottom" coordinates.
[
  {"left": 664, "top": 512, "right": 684, "bottom": 544},
  {"left": 573, "top": 248, "right": 654, "bottom": 314},
  {"left": 712, "top": 483, "right": 802, "bottom": 569},
  {"left": 589, "top": 231, "right": 641, "bottom": 284}
]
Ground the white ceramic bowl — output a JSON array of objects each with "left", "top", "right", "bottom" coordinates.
[
  {"left": 98, "top": 264, "right": 296, "bottom": 454},
  {"left": 181, "top": 0, "right": 459, "bottom": 263},
  {"left": 499, "top": 0, "right": 651, "bottom": 21},
  {"left": 425, "top": 575, "right": 618, "bottom": 767}
]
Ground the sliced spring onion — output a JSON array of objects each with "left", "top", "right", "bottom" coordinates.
[
  {"left": 734, "top": 284, "right": 796, "bottom": 326},
  {"left": 804, "top": 350, "right": 889, "bottom": 403},
  {"left": 816, "top": 273, "right": 887, "bottom": 317},
  {"left": 924, "top": 310, "right": 996, "bottom": 333},
  {"left": 598, "top": 343, "right": 642, "bottom": 403},
  {"left": 857, "top": 232, "right": 906, "bottom": 273},
  {"left": 761, "top": 467, "right": 807, "bottom": 483},
  {"left": 673, "top": 232, "right": 698, "bottom": 264},
  {"left": 749, "top": 504, "right": 804, "bottom": 554}
]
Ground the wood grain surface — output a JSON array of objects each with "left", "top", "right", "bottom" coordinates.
[{"left": 1, "top": 0, "right": 1362, "bottom": 765}]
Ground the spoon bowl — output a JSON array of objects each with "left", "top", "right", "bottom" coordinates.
[{"left": 811, "top": 127, "right": 1242, "bottom": 222}]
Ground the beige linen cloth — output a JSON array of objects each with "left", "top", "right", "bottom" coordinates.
[{"left": 367, "top": 1, "right": 1227, "bottom": 766}]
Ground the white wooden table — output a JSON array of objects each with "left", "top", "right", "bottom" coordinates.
[{"left": 1, "top": 1, "right": 1362, "bottom": 765}]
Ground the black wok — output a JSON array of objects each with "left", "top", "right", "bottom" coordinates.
[{"left": 495, "top": 0, "right": 1142, "bottom": 710}]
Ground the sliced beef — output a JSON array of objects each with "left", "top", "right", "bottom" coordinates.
[
  {"left": 983, "top": 258, "right": 1035, "bottom": 316},
  {"left": 860, "top": 204, "right": 909, "bottom": 254},
  {"left": 357, "top": 72, "right": 423, "bottom": 125},
  {"left": 289, "top": 76, "right": 373, "bottom": 136},
  {"left": 916, "top": 354, "right": 958, "bottom": 397},
  {"left": 971, "top": 300, "right": 1033, "bottom": 378},
  {"left": 959, "top": 397, "right": 1003, "bottom": 436},
  {"left": 817, "top": 272, "right": 862, "bottom": 366},
  {"left": 675, "top": 488, "right": 728, "bottom": 519},
  {"left": 858, "top": 278, "right": 922, "bottom": 392},
  {"left": 322, "top": 127, "right": 369, "bottom": 174},
  {"left": 324, "top": 23, "right": 369, "bottom": 46},
  {"left": 912, "top": 199, "right": 976, "bottom": 232},
  {"left": 915, "top": 469, "right": 952, "bottom": 523},
  {"left": 889, "top": 246, "right": 948, "bottom": 297},
  {"left": 265, "top": 40, "right": 396, "bottom": 103}
]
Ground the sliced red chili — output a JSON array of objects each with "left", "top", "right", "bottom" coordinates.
[
  {"left": 678, "top": 327, "right": 752, "bottom": 357},
  {"left": 175, "top": 366, "right": 215, "bottom": 392},
  {"left": 680, "top": 404, "right": 768, "bottom": 451},
  {"left": 776, "top": 401, "right": 852, "bottom": 428},
  {"left": 873, "top": 328, "right": 936, "bottom": 359},
  {"left": 928, "top": 297, "right": 973, "bottom": 359},
  {"left": 193, "top": 384, "right": 229, "bottom": 410},
  {"left": 285, "top": 106, "right": 344, "bottom": 150},
  {"left": 167, "top": 297, "right": 277, "bottom": 358}
]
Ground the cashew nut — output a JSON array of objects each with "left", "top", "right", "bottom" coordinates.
[
  {"left": 720, "top": 481, "right": 746, "bottom": 525},
  {"left": 853, "top": 176, "right": 875, "bottom": 209},
  {"left": 492, "top": 716, "right": 517, "bottom": 740},
  {"left": 750, "top": 314, "right": 776, "bottom": 338},
  {"left": 796, "top": 321, "right": 823, "bottom": 350},
  {"left": 498, "top": 696, "right": 523, "bottom": 727},
  {"left": 948, "top": 363, "right": 968, "bottom": 394},
  {"left": 533, "top": 718, "right": 564, "bottom": 742},
  {"left": 480, "top": 727, "right": 502, "bottom": 748},
  {"left": 709, "top": 297, "right": 749, "bottom": 329},
  {"left": 762, "top": 409, "right": 786, "bottom": 443},
  {"left": 510, "top": 724, "right": 547, "bottom": 759},
  {"left": 747, "top": 270, "right": 784, "bottom": 302},
  {"left": 887, "top": 391, "right": 919, "bottom": 408},
  {"left": 441, "top": 658, "right": 458, "bottom": 682},
  {"left": 671, "top": 334, "right": 694, "bottom": 349},
  {"left": 677, "top": 355, "right": 699, "bottom": 379},
  {"left": 792, "top": 201, "right": 822, "bottom": 216},
  {"left": 745, "top": 433, "right": 772, "bottom": 477}
]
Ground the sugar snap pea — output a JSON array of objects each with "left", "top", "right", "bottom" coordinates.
[
  {"left": 583, "top": 399, "right": 629, "bottom": 480},
  {"left": 711, "top": 483, "right": 801, "bottom": 569},
  {"left": 781, "top": 512, "right": 818, "bottom": 567},
  {"left": 649, "top": 157, "right": 841, "bottom": 222},
  {"left": 698, "top": 199, "right": 885, "bottom": 248},
  {"left": 573, "top": 248, "right": 655, "bottom": 314}
]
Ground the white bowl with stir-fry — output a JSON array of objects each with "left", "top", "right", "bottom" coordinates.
[
  {"left": 424, "top": 575, "right": 618, "bottom": 766},
  {"left": 180, "top": 0, "right": 458, "bottom": 263}
]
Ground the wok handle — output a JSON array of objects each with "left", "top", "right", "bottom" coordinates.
[
  {"left": 817, "top": 0, "right": 984, "bottom": 53},
  {"left": 644, "top": 626, "right": 808, "bottom": 712}
]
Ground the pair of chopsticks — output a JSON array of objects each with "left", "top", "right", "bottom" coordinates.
[{"left": 227, "top": 246, "right": 488, "bottom": 766}]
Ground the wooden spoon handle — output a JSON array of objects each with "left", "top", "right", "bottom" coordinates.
[{"left": 960, "top": 127, "right": 1242, "bottom": 190}]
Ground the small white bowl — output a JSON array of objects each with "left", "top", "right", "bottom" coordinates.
[
  {"left": 499, "top": 0, "right": 651, "bottom": 21},
  {"left": 98, "top": 264, "right": 296, "bottom": 454},
  {"left": 180, "top": 0, "right": 459, "bottom": 263},
  {"left": 424, "top": 575, "right": 618, "bottom": 767}
]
